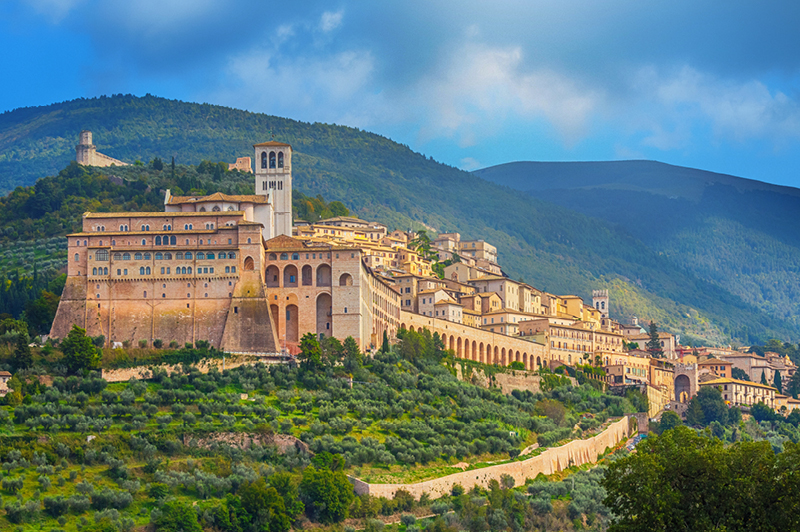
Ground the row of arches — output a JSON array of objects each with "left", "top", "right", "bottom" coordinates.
[
  {"left": 264, "top": 264, "right": 352, "bottom": 288},
  {"left": 400, "top": 323, "right": 545, "bottom": 371}
]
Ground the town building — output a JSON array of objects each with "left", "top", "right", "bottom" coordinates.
[{"left": 700, "top": 377, "right": 777, "bottom": 408}]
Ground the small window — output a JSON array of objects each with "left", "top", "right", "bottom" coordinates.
[
  {"left": 185, "top": 252, "right": 193, "bottom": 259},
  {"left": 74, "top": 253, "right": 79, "bottom": 262},
  {"left": 234, "top": 307, "right": 238, "bottom": 314}
]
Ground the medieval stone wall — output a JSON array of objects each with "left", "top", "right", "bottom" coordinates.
[{"left": 350, "top": 416, "right": 630, "bottom": 499}]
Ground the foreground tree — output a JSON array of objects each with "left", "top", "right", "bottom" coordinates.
[
  {"left": 297, "top": 333, "right": 322, "bottom": 371},
  {"left": 299, "top": 459, "right": 354, "bottom": 524},
  {"left": 603, "top": 426, "right": 800, "bottom": 531},
  {"left": 60, "top": 325, "right": 100, "bottom": 374},
  {"left": 12, "top": 332, "right": 32, "bottom": 371}
]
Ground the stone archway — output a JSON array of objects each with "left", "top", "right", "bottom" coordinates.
[{"left": 675, "top": 374, "right": 691, "bottom": 403}]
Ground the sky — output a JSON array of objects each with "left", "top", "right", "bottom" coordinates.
[{"left": 2, "top": 1, "right": 800, "bottom": 186}]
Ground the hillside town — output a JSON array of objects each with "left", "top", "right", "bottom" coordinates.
[{"left": 45, "top": 133, "right": 798, "bottom": 425}]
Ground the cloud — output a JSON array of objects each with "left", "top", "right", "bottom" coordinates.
[
  {"left": 460, "top": 157, "right": 482, "bottom": 170},
  {"left": 630, "top": 65, "right": 800, "bottom": 150},
  {"left": 319, "top": 10, "right": 343, "bottom": 32}
]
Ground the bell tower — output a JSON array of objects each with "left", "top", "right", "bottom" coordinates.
[
  {"left": 253, "top": 141, "right": 292, "bottom": 238},
  {"left": 592, "top": 289, "right": 609, "bottom": 318}
]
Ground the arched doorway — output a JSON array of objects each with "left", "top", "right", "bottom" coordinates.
[
  {"left": 285, "top": 304, "right": 299, "bottom": 343},
  {"left": 266, "top": 265, "right": 280, "bottom": 287},
  {"left": 316, "top": 293, "right": 332, "bottom": 338},
  {"left": 675, "top": 374, "right": 691, "bottom": 403},
  {"left": 316, "top": 264, "right": 332, "bottom": 286},
  {"left": 284, "top": 265, "right": 298, "bottom": 287},
  {"left": 302, "top": 265, "right": 313, "bottom": 286}
]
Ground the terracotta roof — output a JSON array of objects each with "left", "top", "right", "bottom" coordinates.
[
  {"left": 701, "top": 377, "right": 777, "bottom": 392},
  {"left": 253, "top": 141, "right": 292, "bottom": 147},
  {"left": 84, "top": 211, "right": 246, "bottom": 218},
  {"left": 167, "top": 192, "right": 269, "bottom": 205},
  {"left": 264, "top": 235, "right": 307, "bottom": 250},
  {"left": 0, "top": 371, "right": 11, "bottom": 377}
]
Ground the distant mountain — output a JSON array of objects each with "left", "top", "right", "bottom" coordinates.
[
  {"left": 475, "top": 161, "right": 800, "bottom": 333},
  {"left": 0, "top": 94, "right": 796, "bottom": 345}
]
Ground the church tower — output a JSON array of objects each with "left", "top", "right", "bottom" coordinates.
[
  {"left": 592, "top": 289, "right": 609, "bottom": 318},
  {"left": 253, "top": 141, "right": 293, "bottom": 237}
]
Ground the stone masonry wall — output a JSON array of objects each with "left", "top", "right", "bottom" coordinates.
[
  {"left": 457, "top": 365, "right": 578, "bottom": 394},
  {"left": 350, "top": 416, "right": 630, "bottom": 499},
  {"left": 100, "top": 356, "right": 272, "bottom": 383}
]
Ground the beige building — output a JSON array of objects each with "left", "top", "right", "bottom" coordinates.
[
  {"left": 718, "top": 351, "right": 796, "bottom": 384},
  {"left": 625, "top": 331, "right": 679, "bottom": 359},
  {"left": 51, "top": 140, "right": 402, "bottom": 354},
  {"left": 700, "top": 377, "right": 777, "bottom": 408}
]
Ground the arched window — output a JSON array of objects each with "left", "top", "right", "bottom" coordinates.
[
  {"left": 162, "top": 235, "right": 169, "bottom": 245},
  {"left": 96, "top": 250, "right": 109, "bottom": 261},
  {"left": 74, "top": 253, "right": 79, "bottom": 262},
  {"left": 212, "top": 205, "right": 221, "bottom": 212},
  {"left": 140, "top": 267, "right": 145, "bottom": 275},
  {"left": 197, "top": 252, "right": 205, "bottom": 260},
  {"left": 269, "top": 253, "right": 277, "bottom": 260},
  {"left": 278, "top": 152, "right": 284, "bottom": 168},
  {"left": 269, "top": 151, "right": 276, "bottom": 168},
  {"left": 144, "top": 253, "right": 151, "bottom": 260},
  {"left": 92, "top": 268, "right": 97, "bottom": 275},
  {"left": 243, "top": 257, "right": 255, "bottom": 270},
  {"left": 291, "top": 253, "right": 299, "bottom": 260},
  {"left": 164, "top": 253, "right": 172, "bottom": 260},
  {"left": 103, "top": 267, "right": 108, "bottom": 275},
  {"left": 280, "top": 253, "right": 288, "bottom": 260},
  {"left": 207, "top": 253, "right": 215, "bottom": 259},
  {"left": 228, "top": 252, "right": 236, "bottom": 259},
  {"left": 199, "top": 207, "right": 206, "bottom": 212},
  {"left": 227, "top": 206, "right": 235, "bottom": 211},
  {"left": 170, "top": 236, "right": 176, "bottom": 245},
  {"left": 135, "top": 253, "right": 143, "bottom": 260},
  {"left": 141, "top": 239, "right": 146, "bottom": 245},
  {"left": 177, "top": 253, "right": 184, "bottom": 259},
  {"left": 146, "top": 267, "right": 151, "bottom": 275},
  {"left": 155, "top": 236, "right": 162, "bottom": 245},
  {"left": 261, "top": 151, "right": 267, "bottom": 168},
  {"left": 113, "top": 253, "right": 121, "bottom": 260},
  {"left": 187, "top": 267, "right": 192, "bottom": 274},
  {"left": 247, "top": 238, "right": 251, "bottom": 244},
  {"left": 123, "top": 253, "right": 131, "bottom": 260},
  {"left": 185, "top": 252, "right": 193, "bottom": 260},
  {"left": 155, "top": 253, "right": 163, "bottom": 260}
]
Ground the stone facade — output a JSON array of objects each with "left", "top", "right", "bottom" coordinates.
[
  {"left": 228, "top": 157, "right": 253, "bottom": 173},
  {"left": 350, "top": 417, "right": 630, "bottom": 499}
]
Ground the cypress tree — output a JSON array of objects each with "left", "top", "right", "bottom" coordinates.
[
  {"left": 380, "top": 330, "right": 390, "bottom": 354},
  {"left": 774, "top": 370, "right": 783, "bottom": 394},
  {"left": 12, "top": 332, "right": 32, "bottom": 371},
  {"left": 645, "top": 322, "right": 665, "bottom": 358},
  {"left": 761, "top": 369, "right": 768, "bottom": 386}
]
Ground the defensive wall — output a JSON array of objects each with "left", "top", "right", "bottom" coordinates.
[
  {"left": 99, "top": 355, "right": 284, "bottom": 382},
  {"left": 400, "top": 311, "right": 550, "bottom": 371},
  {"left": 350, "top": 416, "right": 631, "bottom": 499},
  {"left": 456, "top": 364, "right": 578, "bottom": 394}
]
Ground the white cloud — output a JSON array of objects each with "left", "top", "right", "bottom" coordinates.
[
  {"left": 460, "top": 157, "right": 482, "bottom": 170},
  {"left": 409, "top": 43, "right": 602, "bottom": 147},
  {"left": 632, "top": 65, "right": 800, "bottom": 148},
  {"left": 319, "top": 10, "right": 343, "bottom": 33}
]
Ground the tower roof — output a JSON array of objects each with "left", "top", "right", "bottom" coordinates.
[{"left": 253, "top": 141, "right": 292, "bottom": 148}]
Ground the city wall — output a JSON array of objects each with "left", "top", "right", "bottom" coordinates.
[
  {"left": 350, "top": 416, "right": 631, "bottom": 499},
  {"left": 456, "top": 365, "right": 578, "bottom": 394}
]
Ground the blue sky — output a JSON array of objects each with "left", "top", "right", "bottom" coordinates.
[{"left": 3, "top": 1, "right": 800, "bottom": 186}]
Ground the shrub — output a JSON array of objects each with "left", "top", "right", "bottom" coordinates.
[
  {"left": 138, "top": 339, "right": 148, "bottom": 348},
  {"left": 153, "top": 339, "right": 163, "bottom": 349}
]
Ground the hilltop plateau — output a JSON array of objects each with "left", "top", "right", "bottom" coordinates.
[{"left": 0, "top": 94, "right": 797, "bottom": 345}]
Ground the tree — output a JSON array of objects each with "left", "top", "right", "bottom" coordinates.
[
  {"left": 152, "top": 499, "right": 202, "bottom": 532},
  {"left": 342, "top": 336, "right": 362, "bottom": 372},
  {"left": 761, "top": 370, "right": 768, "bottom": 386},
  {"left": 603, "top": 426, "right": 795, "bottom": 531},
  {"left": 61, "top": 325, "right": 100, "bottom": 374},
  {"left": 655, "top": 411, "right": 682, "bottom": 434},
  {"left": 732, "top": 367, "right": 750, "bottom": 381},
  {"left": 645, "top": 322, "right": 664, "bottom": 358},
  {"left": 320, "top": 336, "right": 343, "bottom": 366},
  {"left": 774, "top": 370, "right": 783, "bottom": 394},
  {"left": 12, "top": 332, "right": 32, "bottom": 371},
  {"left": 299, "top": 465, "right": 355, "bottom": 524},
  {"left": 380, "top": 330, "right": 390, "bottom": 354},
  {"left": 151, "top": 157, "right": 164, "bottom": 171},
  {"left": 787, "top": 370, "right": 800, "bottom": 399},
  {"left": 297, "top": 333, "right": 322, "bottom": 372},
  {"left": 239, "top": 478, "right": 291, "bottom": 532},
  {"left": 685, "top": 386, "right": 728, "bottom": 427}
]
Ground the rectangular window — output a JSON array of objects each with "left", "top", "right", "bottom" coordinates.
[
  {"left": 117, "top": 269, "right": 121, "bottom": 275},
  {"left": 231, "top": 266, "right": 236, "bottom": 273},
  {"left": 234, "top": 307, "right": 238, "bottom": 314},
  {"left": 167, "top": 267, "right": 170, "bottom": 274},
  {"left": 123, "top": 269, "right": 128, "bottom": 275},
  {"left": 161, "top": 267, "right": 165, "bottom": 274}
]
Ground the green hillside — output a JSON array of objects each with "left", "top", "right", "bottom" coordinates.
[
  {"left": 0, "top": 95, "right": 795, "bottom": 345},
  {"left": 475, "top": 161, "right": 800, "bottom": 334}
]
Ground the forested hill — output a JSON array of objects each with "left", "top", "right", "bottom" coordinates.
[
  {"left": 0, "top": 94, "right": 796, "bottom": 345},
  {"left": 475, "top": 161, "right": 800, "bottom": 339}
]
